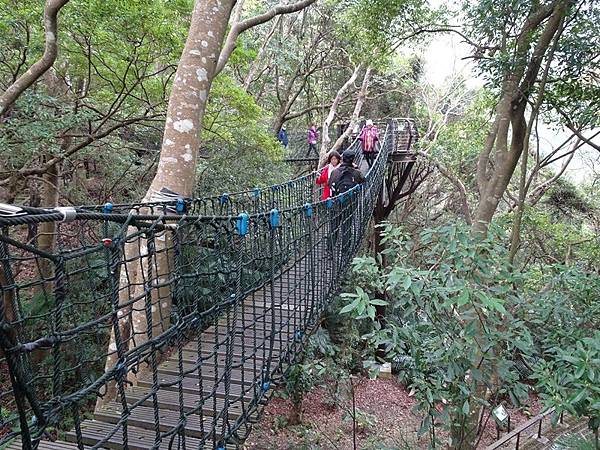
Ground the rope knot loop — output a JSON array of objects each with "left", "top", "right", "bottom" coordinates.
[
  {"left": 269, "top": 209, "right": 280, "bottom": 228},
  {"left": 303, "top": 203, "right": 313, "bottom": 218},
  {"left": 236, "top": 212, "right": 249, "bottom": 236}
]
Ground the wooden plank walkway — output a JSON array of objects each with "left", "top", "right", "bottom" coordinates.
[{"left": 19, "top": 244, "right": 333, "bottom": 449}]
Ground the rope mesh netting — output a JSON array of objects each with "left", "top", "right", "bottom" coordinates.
[{"left": 0, "top": 120, "right": 410, "bottom": 449}]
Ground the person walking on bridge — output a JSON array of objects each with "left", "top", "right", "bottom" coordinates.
[
  {"left": 307, "top": 124, "right": 319, "bottom": 156},
  {"left": 359, "top": 119, "right": 379, "bottom": 168},
  {"left": 328, "top": 150, "right": 365, "bottom": 259},
  {"left": 277, "top": 125, "right": 289, "bottom": 149},
  {"left": 316, "top": 150, "right": 341, "bottom": 200},
  {"left": 329, "top": 150, "right": 365, "bottom": 196}
]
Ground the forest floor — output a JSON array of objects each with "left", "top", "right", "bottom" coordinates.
[{"left": 244, "top": 376, "right": 545, "bottom": 450}]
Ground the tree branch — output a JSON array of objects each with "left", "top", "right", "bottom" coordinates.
[
  {"left": 214, "top": 0, "right": 317, "bottom": 76},
  {"left": 319, "top": 63, "right": 362, "bottom": 162},
  {"left": 417, "top": 151, "right": 473, "bottom": 225},
  {"left": 0, "top": 0, "right": 70, "bottom": 116},
  {"left": 0, "top": 113, "right": 161, "bottom": 184},
  {"left": 243, "top": 16, "right": 281, "bottom": 89},
  {"left": 559, "top": 115, "right": 600, "bottom": 153},
  {"left": 527, "top": 142, "right": 576, "bottom": 207}
]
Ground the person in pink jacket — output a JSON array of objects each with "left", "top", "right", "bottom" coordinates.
[
  {"left": 316, "top": 150, "right": 341, "bottom": 199},
  {"left": 359, "top": 119, "right": 379, "bottom": 168},
  {"left": 307, "top": 124, "right": 319, "bottom": 156}
]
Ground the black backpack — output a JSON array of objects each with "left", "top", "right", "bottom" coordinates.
[{"left": 331, "top": 166, "right": 359, "bottom": 196}]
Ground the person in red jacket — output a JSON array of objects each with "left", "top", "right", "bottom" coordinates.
[{"left": 316, "top": 150, "right": 341, "bottom": 200}]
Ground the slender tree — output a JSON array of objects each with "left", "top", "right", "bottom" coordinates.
[{"left": 0, "top": 0, "right": 70, "bottom": 116}]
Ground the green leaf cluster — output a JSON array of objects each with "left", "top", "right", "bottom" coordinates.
[
  {"left": 336, "top": 221, "right": 600, "bottom": 445},
  {"left": 534, "top": 333, "right": 600, "bottom": 439}
]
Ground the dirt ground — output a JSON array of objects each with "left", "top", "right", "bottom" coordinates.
[{"left": 244, "top": 377, "right": 545, "bottom": 450}]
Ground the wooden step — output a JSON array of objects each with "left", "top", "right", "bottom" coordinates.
[
  {"left": 124, "top": 386, "right": 245, "bottom": 418},
  {"left": 95, "top": 403, "right": 225, "bottom": 440},
  {"left": 175, "top": 347, "right": 267, "bottom": 366},
  {"left": 199, "top": 331, "right": 287, "bottom": 352},
  {"left": 157, "top": 360, "right": 263, "bottom": 385},
  {"left": 164, "top": 349, "right": 272, "bottom": 371},
  {"left": 136, "top": 373, "right": 255, "bottom": 401},
  {"left": 181, "top": 343, "right": 268, "bottom": 361},
  {"left": 5, "top": 440, "right": 79, "bottom": 449},
  {"left": 65, "top": 420, "right": 203, "bottom": 450}
]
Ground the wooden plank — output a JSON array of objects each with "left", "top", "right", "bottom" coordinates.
[
  {"left": 65, "top": 420, "right": 203, "bottom": 450},
  {"left": 173, "top": 347, "right": 268, "bottom": 366},
  {"left": 180, "top": 343, "right": 268, "bottom": 361},
  {"left": 163, "top": 349, "right": 272, "bottom": 371},
  {"left": 199, "top": 331, "right": 287, "bottom": 352},
  {"left": 47, "top": 241, "right": 322, "bottom": 450},
  {"left": 5, "top": 440, "right": 79, "bottom": 449},
  {"left": 94, "top": 403, "right": 224, "bottom": 440},
  {"left": 123, "top": 386, "right": 245, "bottom": 419},
  {"left": 137, "top": 373, "right": 255, "bottom": 400},
  {"left": 157, "top": 361, "right": 247, "bottom": 384}
]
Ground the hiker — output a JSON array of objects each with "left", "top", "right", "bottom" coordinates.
[
  {"left": 277, "top": 125, "right": 289, "bottom": 149},
  {"left": 307, "top": 124, "right": 319, "bottom": 156},
  {"left": 327, "top": 150, "right": 365, "bottom": 258},
  {"left": 329, "top": 150, "right": 365, "bottom": 196},
  {"left": 359, "top": 119, "right": 379, "bottom": 168},
  {"left": 316, "top": 150, "right": 341, "bottom": 200},
  {"left": 351, "top": 123, "right": 360, "bottom": 141}
]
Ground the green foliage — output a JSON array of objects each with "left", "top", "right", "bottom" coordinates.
[
  {"left": 1, "top": 0, "right": 289, "bottom": 204},
  {"left": 534, "top": 333, "right": 600, "bottom": 439},
  {"left": 543, "top": 1, "right": 600, "bottom": 128},
  {"left": 340, "top": 285, "right": 388, "bottom": 321},
  {"left": 281, "top": 360, "right": 326, "bottom": 407},
  {"left": 517, "top": 206, "right": 600, "bottom": 271},
  {"left": 332, "top": 220, "right": 600, "bottom": 445},
  {"left": 0, "top": 0, "right": 190, "bottom": 203},
  {"left": 371, "top": 223, "right": 533, "bottom": 444},
  {"left": 279, "top": 328, "right": 347, "bottom": 421},
  {"left": 462, "top": 0, "right": 600, "bottom": 128},
  {"left": 342, "top": 407, "right": 377, "bottom": 434},
  {"left": 198, "top": 74, "right": 290, "bottom": 194},
  {"left": 337, "top": 0, "right": 444, "bottom": 64},
  {"left": 521, "top": 265, "right": 600, "bottom": 353},
  {"left": 554, "top": 433, "right": 599, "bottom": 450}
]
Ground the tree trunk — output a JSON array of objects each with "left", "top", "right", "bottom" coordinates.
[
  {"left": 37, "top": 163, "right": 60, "bottom": 289},
  {"left": 97, "top": 0, "right": 236, "bottom": 411},
  {"left": 318, "top": 64, "right": 362, "bottom": 168},
  {"left": 288, "top": 397, "right": 303, "bottom": 425},
  {"left": 473, "top": 1, "right": 570, "bottom": 234},
  {"left": 466, "top": 4, "right": 571, "bottom": 446},
  {"left": 330, "top": 67, "right": 372, "bottom": 154}
]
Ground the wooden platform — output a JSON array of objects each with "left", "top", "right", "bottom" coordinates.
[{"left": 10, "top": 244, "right": 333, "bottom": 449}]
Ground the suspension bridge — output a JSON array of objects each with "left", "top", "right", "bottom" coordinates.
[{"left": 0, "top": 119, "right": 418, "bottom": 449}]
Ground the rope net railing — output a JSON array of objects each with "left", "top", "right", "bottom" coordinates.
[{"left": 0, "top": 120, "right": 401, "bottom": 449}]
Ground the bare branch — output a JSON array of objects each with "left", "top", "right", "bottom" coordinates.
[
  {"left": 215, "top": 0, "right": 318, "bottom": 76},
  {"left": 243, "top": 16, "right": 281, "bottom": 89},
  {"left": 527, "top": 142, "right": 576, "bottom": 206},
  {"left": 0, "top": 0, "right": 70, "bottom": 116},
  {"left": 0, "top": 113, "right": 161, "bottom": 184},
  {"left": 330, "top": 67, "right": 373, "bottom": 154},
  {"left": 417, "top": 151, "right": 473, "bottom": 224},
  {"left": 319, "top": 63, "right": 362, "bottom": 163}
]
